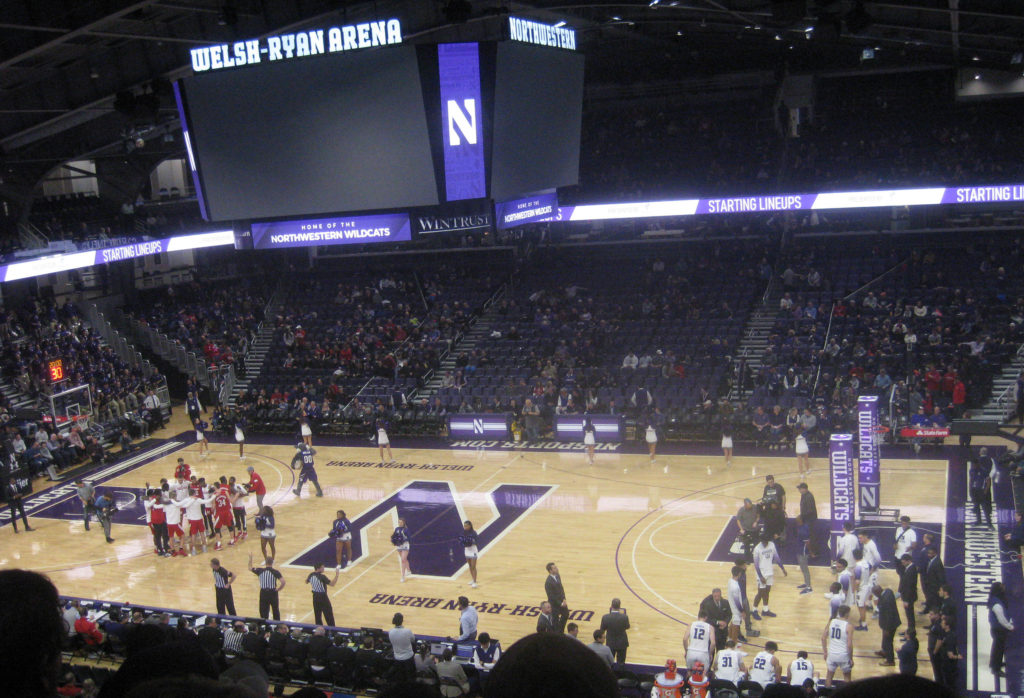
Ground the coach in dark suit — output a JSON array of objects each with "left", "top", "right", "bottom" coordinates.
[
  {"left": 874, "top": 585, "right": 901, "bottom": 665},
  {"left": 699, "top": 589, "right": 732, "bottom": 649},
  {"left": 922, "top": 547, "right": 945, "bottom": 613},
  {"left": 536, "top": 602, "right": 556, "bottom": 633},
  {"left": 600, "top": 598, "right": 630, "bottom": 664},
  {"left": 544, "top": 562, "right": 570, "bottom": 633},
  {"left": 898, "top": 554, "right": 919, "bottom": 635}
]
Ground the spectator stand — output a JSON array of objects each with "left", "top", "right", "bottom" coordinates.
[{"left": 115, "top": 280, "right": 278, "bottom": 408}]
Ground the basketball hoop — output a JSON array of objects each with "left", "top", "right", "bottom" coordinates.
[{"left": 872, "top": 424, "right": 890, "bottom": 445}]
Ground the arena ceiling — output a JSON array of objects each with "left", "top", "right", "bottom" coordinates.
[{"left": 1, "top": 0, "right": 1022, "bottom": 204}]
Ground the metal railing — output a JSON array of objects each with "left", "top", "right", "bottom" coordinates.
[{"left": 83, "top": 302, "right": 170, "bottom": 410}]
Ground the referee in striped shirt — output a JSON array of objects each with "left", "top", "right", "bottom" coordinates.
[
  {"left": 306, "top": 562, "right": 340, "bottom": 626},
  {"left": 210, "top": 558, "right": 236, "bottom": 615},
  {"left": 248, "top": 552, "right": 285, "bottom": 620}
]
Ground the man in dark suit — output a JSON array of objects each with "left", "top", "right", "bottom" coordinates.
[
  {"left": 699, "top": 588, "right": 732, "bottom": 650},
  {"left": 196, "top": 616, "right": 224, "bottom": 660},
  {"left": 873, "top": 585, "right": 901, "bottom": 665},
  {"left": 922, "top": 547, "right": 945, "bottom": 613},
  {"left": 544, "top": 562, "right": 570, "bottom": 633},
  {"left": 536, "top": 601, "right": 556, "bottom": 633},
  {"left": 599, "top": 598, "right": 630, "bottom": 664},
  {"left": 898, "top": 554, "right": 919, "bottom": 636}
]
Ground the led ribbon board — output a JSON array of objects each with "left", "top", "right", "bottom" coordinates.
[
  {"left": 249, "top": 214, "right": 412, "bottom": 249},
  {"left": 495, "top": 192, "right": 559, "bottom": 229},
  {"left": 552, "top": 182, "right": 1024, "bottom": 222},
  {"left": 0, "top": 231, "right": 235, "bottom": 283}
]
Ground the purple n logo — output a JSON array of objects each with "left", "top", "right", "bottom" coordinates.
[{"left": 286, "top": 481, "right": 555, "bottom": 577}]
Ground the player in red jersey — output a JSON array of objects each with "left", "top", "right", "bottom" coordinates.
[
  {"left": 211, "top": 476, "right": 238, "bottom": 549},
  {"left": 246, "top": 465, "right": 267, "bottom": 511},
  {"left": 174, "top": 457, "right": 192, "bottom": 482}
]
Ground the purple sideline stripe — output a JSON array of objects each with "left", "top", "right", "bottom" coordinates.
[
  {"left": 250, "top": 213, "right": 412, "bottom": 250},
  {"left": 439, "top": 43, "right": 485, "bottom": 201}
]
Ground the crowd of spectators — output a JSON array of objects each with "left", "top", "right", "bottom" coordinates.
[
  {"left": 0, "top": 298, "right": 166, "bottom": 479},
  {"left": 231, "top": 260, "right": 503, "bottom": 434},
  {"left": 741, "top": 236, "right": 1024, "bottom": 448},
  {"left": 126, "top": 277, "right": 270, "bottom": 369}
]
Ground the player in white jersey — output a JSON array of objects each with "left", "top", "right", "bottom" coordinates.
[
  {"left": 834, "top": 558, "right": 855, "bottom": 607},
  {"left": 170, "top": 477, "right": 190, "bottom": 502},
  {"left": 835, "top": 522, "right": 859, "bottom": 569},
  {"left": 821, "top": 605, "right": 854, "bottom": 687},
  {"left": 893, "top": 516, "right": 918, "bottom": 564},
  {"left": 684, "top": 610, "right": 715, "bottom": 669},
  {"left": 174, "top": 491, "right": 215, "bottom": 555},
  {"left": 852, "top": 549, "right": 873, "bottom": 630},
  {"left": 824, "top": 582, "right": 845, "bottom": 619},
  {"left": 727, "top": 565, "right": 746, "bottom": 642},
  {"left": 748, "top": 641, "right": 781, "bottom": 689},
  {"left": 752, "top": 535, "right": 787, "bottom": 618},
  {"left": 162, "top": 491, "right": 186, "bottom": 556},
  {"left": 787, "top": 651, "right": 815, "bottom": 687},
  {"left": 713, "top": 640, "right": 746, "bottom": 684}
]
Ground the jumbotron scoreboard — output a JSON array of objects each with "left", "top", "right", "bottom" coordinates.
[{"left": 174, "top": 16, "right": 585, "bottom": 226}]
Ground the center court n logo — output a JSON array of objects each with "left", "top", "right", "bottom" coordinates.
[{"left": 286, "top": 481, "right": 555, "bottom": 577}]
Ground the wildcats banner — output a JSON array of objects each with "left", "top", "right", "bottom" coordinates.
[
  {"left": 857, "top": 396, "right": 881, "bottom": 512},
  {"left": 495, "top": 192, "right": 559, "bottom": 229},
  {"left": 439, "top": 43, "right": 485, "bottom": 201},
  {"left": 551, "top": 182, "right": 1024, "bottom": 223},
  {"left": 829, "top": 434, "right": 855, "bottom": 551},
  {"left": 250, "top": 214, "right": 412, "bottom": 249}
]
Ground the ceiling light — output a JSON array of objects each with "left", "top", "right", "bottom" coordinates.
[
  {"left": 554, "top": 20, "right": 566, "bottom": 27},
  {"left": 774, "top": 33, "right": 782, "bottom": 40},
  {"left": 974, "top": 73, "right": 981, "bottom": 80},
  {"left": 611, "top": 15, "right": 621, "bottom": 20}
]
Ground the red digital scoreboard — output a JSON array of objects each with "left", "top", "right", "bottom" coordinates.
[{"left": 48, "top": 358, "right": 64, "bottom": 383}]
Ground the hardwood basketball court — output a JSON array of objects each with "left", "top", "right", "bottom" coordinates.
[{"left": 0, "top": 412, "right": 950, "bottom": 682}]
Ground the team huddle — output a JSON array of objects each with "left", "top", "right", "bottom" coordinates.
[{"left": 141, "top": 457, "right": 267, "bottom": 557}]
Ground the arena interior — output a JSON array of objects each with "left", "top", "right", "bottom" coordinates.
[{"left": 1, "top": 1, "right": 1024, "bottom": 697}]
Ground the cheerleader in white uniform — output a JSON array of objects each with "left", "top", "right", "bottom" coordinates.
[
  {"left": 460, "top": 520, "right": 479, "bottom": 587},
  {"left": 645, "top": 422, "right": 658, "bottom": 462},
  {"left": 721, "top": 426, "right": 734, "bottom": 469},
  {"left": 299, "top": 417, "right": 313, "bottom": 448},
  {"left": 234, "top": 418, "right": 246, "bottom": 460},
  {"left": 195, "top": 419, "right": 210, "bottom": 459},
  {"left": 583, "top": 418, "right": 596, "bottom": 465},
  {"left": 794, "top": 428, "right": 810, "bottom": 477},
  {"left": 376, "top": 418, "right": 394, "bottom": 463},
  {"left": 392, "top": 517, "right": 411, "bottom": 582}
]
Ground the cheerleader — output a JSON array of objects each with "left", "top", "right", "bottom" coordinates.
[
  {"left": 460, "top": 520, "right": 479, "bottom": 588},
  {"left": 582, "top": 417, "right": 596, "bottom": 465},
  {"left": 255, "top": 505, "right": 276, "bottom": 560},
  {"left": 391, "top": 517, "right": 411, "bottom": 582},
  {"left": 329, "top": 509, "right": 353, "bottom": 570},
  {"left": 299, "top": 416, "right": 313, "bottom": 448},
  {"left": 721, "top": 426, "right": 734, "bottom": 469},
  {"left": 195, "top": 418, "right": 210, "bottom": 459},
  {"left": 376, "top": 417, "right": 394, "bottom": 464},
  {"left": 645, "top": 422, "right": 658, "bottom": 462},
  {"left": 234, "top": 417, "right": 246, "bottom": 459},
  {"left": 794, "top": 428, "right": 810, "bottom": 477}
]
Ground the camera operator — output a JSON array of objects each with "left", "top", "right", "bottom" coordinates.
[{"left": 736, "top": 498, "right": 760, "bottom": 560}]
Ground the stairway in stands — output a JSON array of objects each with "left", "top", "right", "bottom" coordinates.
[
  {"left": 226, "top": 319, "right": 279, "bottom": 408},
  {"left": 0, "top": 338, "right": 40, "bottom": 413},
  {"left": 978, "top": 345, "right": 1024, "bottom": 421},
  {"left": 727, "top": 283, "right": 783, "bottom": 402}
]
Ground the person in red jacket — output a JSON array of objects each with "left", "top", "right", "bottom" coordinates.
[
  {"left": 246, "top": 465, "right": 267, "bottom": 511},
  {"left": 952, "top": 379, "right": 967, "bottom": 417}
]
